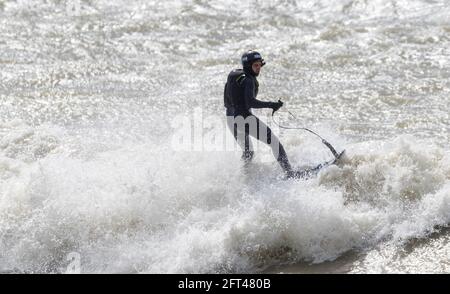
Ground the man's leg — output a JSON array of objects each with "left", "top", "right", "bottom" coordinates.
[
  {"left": 227, "top": 116, "right": 254, "bottom": 163},
  {"left": 248, "top": 115, "right": 293, "bottom": 174}
]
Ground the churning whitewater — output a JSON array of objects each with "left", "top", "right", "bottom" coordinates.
[{"left": 0, "top": 0, "right": 449, "bottom": 273}]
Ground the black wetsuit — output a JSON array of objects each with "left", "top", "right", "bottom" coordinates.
[{"left": 224, "top": 67, "right": 293, "bottom": 174}]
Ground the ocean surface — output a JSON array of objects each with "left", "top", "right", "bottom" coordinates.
[{"left": 0, "top": 0, "right": 449, "bottom": 273}]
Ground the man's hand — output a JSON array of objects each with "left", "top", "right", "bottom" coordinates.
[{"left": 271, "top": 100, "right": 283, "bottom": 114}]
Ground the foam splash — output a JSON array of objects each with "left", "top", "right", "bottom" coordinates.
[{"left": 1, "top": 124, "right": 448, "bottom": 273}]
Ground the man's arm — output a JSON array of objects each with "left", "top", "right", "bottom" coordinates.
[{"left": 243, "top": 78, "right": 275, "bottom": 109}]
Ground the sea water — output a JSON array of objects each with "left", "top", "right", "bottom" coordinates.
[{"left": 0, "top": 0, "right": 449, "bottom": 273}]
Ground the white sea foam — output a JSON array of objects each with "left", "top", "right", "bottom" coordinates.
[{"left": 0, "top": 123, "right": 448, "bottom": 273}]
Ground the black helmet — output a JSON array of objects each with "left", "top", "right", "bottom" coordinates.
[{"left": 241, "top": 50, "right": 266, "bottom": 69}]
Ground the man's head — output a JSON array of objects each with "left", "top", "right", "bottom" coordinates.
[{"left": 241, "top": 50, "right": 265, "bottom": 76}]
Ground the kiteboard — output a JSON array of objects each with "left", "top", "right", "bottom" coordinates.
[{"left": 287, "top": 149, "right": 345, "bottom": 180}]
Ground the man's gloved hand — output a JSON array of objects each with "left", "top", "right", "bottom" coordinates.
[{"left": 271, "top": 99, "right": 283, "bottom": 113}]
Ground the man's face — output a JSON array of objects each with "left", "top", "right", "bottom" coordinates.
[{"left": 251, "top": 60, "right": 262, "bottom": 76}]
